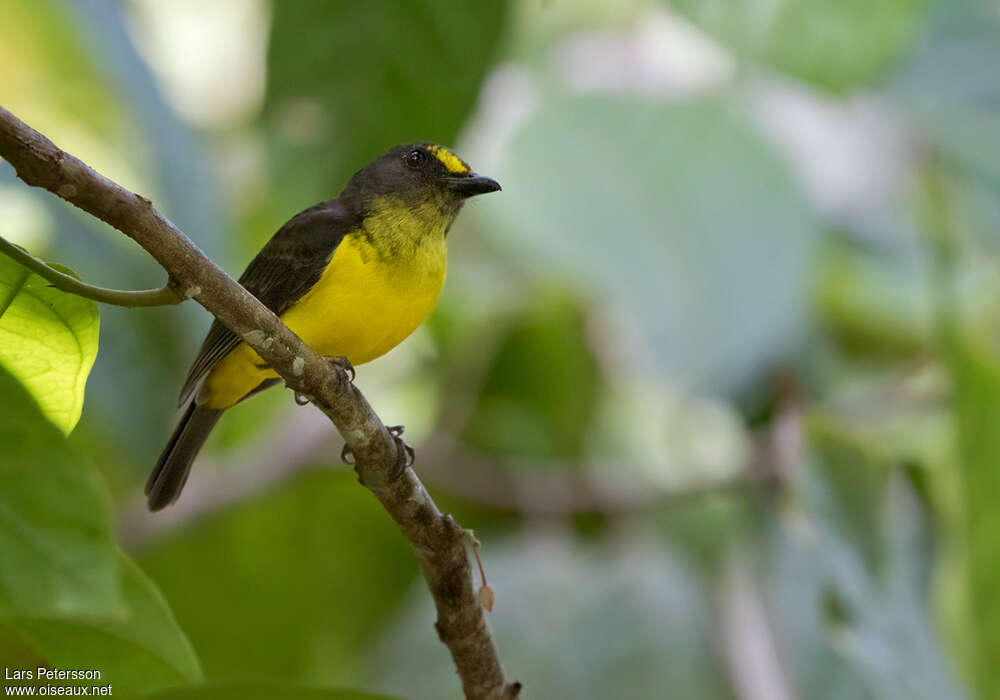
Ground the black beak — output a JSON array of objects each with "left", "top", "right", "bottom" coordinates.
[{"left": 445, "top": 173, "right": 501, "bottom": 198}]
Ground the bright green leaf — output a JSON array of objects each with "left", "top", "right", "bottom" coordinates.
[
  {"left": 0, "top": 254, "right": 99, "bottom": 434},
  {"left": 131, "top": 683, "right": 400, "bottom": 700},
  {"left": 0, "top": 366, "right": 117, "bottom": 620},
  {"left": 667, "top": 0, "right": 928, "bottom": 91}
]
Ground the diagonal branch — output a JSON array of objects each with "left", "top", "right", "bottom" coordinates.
[
  {"left": 0, "top": 104, "right": 520, "bottom": 700},
  {"left": 0, "top": 234, "right": 181, "bottom": 307}
]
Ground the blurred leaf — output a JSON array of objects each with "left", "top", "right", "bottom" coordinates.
[
  {"left": 0, "top": 624, "right": 46, "bottom": 669},
  {"left": 805, "top": 440, "right": 891, "bottom": 572},
  {"left": 136, "top": 469, "right": 417, "bottom": 686},
  {"left": 66, "top": 0, "right": 234, "bottom": 263},
  {"left": 587, "top": 379, "right": 749, "bottom": 490},
  {"left": 667, "top": 0, "right": 929, "bottom": 91},
  {"left": 0, "top": 0, "right": 236, "bottom": 466},
  {"left": 0, "top": 254, "right": 99, "bottom": 434},
  {"left": 654, "top": 491, "right": 761, "bottom": 572},
  {"left": 764, "top": 493, "right": 966, "bottom": 700},
  {"left": 132, "top": 684, "right": 400, "bottom": 700},
  {"left": 808, "top": 365, "right": 951, "bottom": 475},
  {"left": 264, "top": 0, "right": 509, "bottom": 214},
  {"left": 461, "top": 295, "right": 601, "bottom": 460},
  {"left": 946, "top": 329, "right": 1000, "bottom": 696},
  {"left": 365, "top": 535, "right": 734, "bottom": 700},
  {"left": 0, "top": 366, "right": 117, "bottom": 620},
  {"left": 11, "top": 555, "right": 202, "bottom": 696},
  {"left": 475, "top": 95, "right": 817, "bottom": 394},
  {"left": 505, "top": 0, "right": 645, "bottom": 63},
  {"left": 815, "top": 237, "right": 932, "bottom": 357},
  {"left": 890, "top": 0, "right": 1000, "bottom": 186},
  {"left": 0, "top": 0, "right": 120, "bottom": 140}
]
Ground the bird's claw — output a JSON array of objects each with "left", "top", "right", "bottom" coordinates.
[
  {"left": 340, "top": 426, "right": 413, "bottom": 480},
  {"left": 291, "top": 356, "right": 352, "bottom": 406},
  {"left": 323, "top": 355, "right": 355, "bottom": 387},
  {"left": 387, "top": 424, "right": 415, "bottom": 479}
]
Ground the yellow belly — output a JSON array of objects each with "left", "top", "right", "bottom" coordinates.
[{"left": 200, "top": 230, "right": 446, "bottom": 408}]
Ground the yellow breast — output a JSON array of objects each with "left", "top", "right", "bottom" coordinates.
[{"left": 201, "top": 223, "right": 447, "bottom": 409}]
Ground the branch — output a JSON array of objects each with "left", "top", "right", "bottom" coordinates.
[
  {"left": 0, "top": 105, "right": 520, "bottom": 700},
  {"left": 0, "top": 234, "right": 181, "bottom": 307}
]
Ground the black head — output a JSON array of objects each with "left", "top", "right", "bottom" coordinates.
[{"left": 341, "top": 142, "right": 501, "bottom": 213}]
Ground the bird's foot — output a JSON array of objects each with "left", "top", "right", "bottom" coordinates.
[
  {"left": 323, "top": 355, "right": 355, "bottom": 387},
  {"left": 387, "top": 424, "right": 415, "bottom": 479},
  {"left": 291, "top": 356, "right": 354, "bottom": 406},
  {"left": 340, "top": 425, "right": 413, "bottom": 481}
]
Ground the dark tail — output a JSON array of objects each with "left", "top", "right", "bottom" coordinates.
[{"left": 146, "top": 401, "right": 223, "bottom": 511}]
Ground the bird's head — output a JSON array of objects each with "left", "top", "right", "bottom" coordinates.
[{"left": 342, "top": 142, "right": 501, "bottom": 218}]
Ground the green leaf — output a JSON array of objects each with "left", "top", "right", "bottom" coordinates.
[
  {"left": 11, "top": 555, "right": 202, "bottom": 696},
  {"left": 0, "top": 366, "right": 117, "bottom": 620},
  {"left": 0, "top": 254, "right": 99, "bottom": 434},
  {"left": 461, "top": 295, "right": 603, "bottom": 461},
  {"left": 0, "top": 367, "right": 201, "bottom": 696},
  {"left": 474, "top": 95, "right": 817, "bottom": 394},
  {"left": 947, "top": 331, "right": 1000, "bottom": 696},
  {"left": 815, "top": 238, "right": 933, "bottom": 357},
  {"left": 667, "top": 0, "right": 929, "bottom": 91},
  {"left": 136, "top": 469, "right": 416, "bottom": 686},
  {"left": 131, "top": 684, "right": 400, "bottom": 700},
  {"left": 264, "top": 0, "right": 509, "bottom": 213}
]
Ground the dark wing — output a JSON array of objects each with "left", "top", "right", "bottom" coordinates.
[{"left": 177, "top": 200, "right": 356, "bottom": 406}]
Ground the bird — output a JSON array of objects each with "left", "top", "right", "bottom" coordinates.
[{"left": 145, "top": 143, "right": 500, "bottom": 511}]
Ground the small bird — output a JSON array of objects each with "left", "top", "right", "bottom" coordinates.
[{"left": 146, "top": 143, "right": 500, "bottom": 510}]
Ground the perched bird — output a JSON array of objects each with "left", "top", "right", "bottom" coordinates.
[{"left": 146, "top": 143, "right": 500, "bottom": 510}]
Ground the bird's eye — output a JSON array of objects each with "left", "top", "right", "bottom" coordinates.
[{"left": 405, "top": 149, "right": 427, "bottom": 170}]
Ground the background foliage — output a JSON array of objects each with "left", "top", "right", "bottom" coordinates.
[{"left": 1, "top": 0, "right": 999, "bottom": 698}]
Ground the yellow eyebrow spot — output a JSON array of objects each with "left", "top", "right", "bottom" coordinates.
[{"left": 428, "top": 145, "right": 469, "bottom": 174}]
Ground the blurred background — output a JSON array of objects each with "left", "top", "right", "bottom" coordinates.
[{"left": 2, "top": 0, "right": 1000, "bottom": 698}]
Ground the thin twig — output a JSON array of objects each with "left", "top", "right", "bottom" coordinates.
[
  {"left": 0, "top": 234, "right": 181, "bottom": 307},
  {"left": 720, "top": 552, "right": 798, "bottom": 700},
  {"left": 0, "top": 104, "right": 519, "bottom": 700}
]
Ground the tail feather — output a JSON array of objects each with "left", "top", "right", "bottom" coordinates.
[{"left": 146, "top": 402, "right": 223, "bottom": 511}]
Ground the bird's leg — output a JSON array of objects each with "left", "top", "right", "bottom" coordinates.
[
  {"left": 387, "top": 424, "right": 415, "bottom": 479},
  {"left": 323, "top": 355, "right": 355, "bottom": 384},
  {"left": 291, "top": 355, "right": 354, "bottom": 405},
  {"left": 340, "top": 424, "right": 414, "bottom": 480}
]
